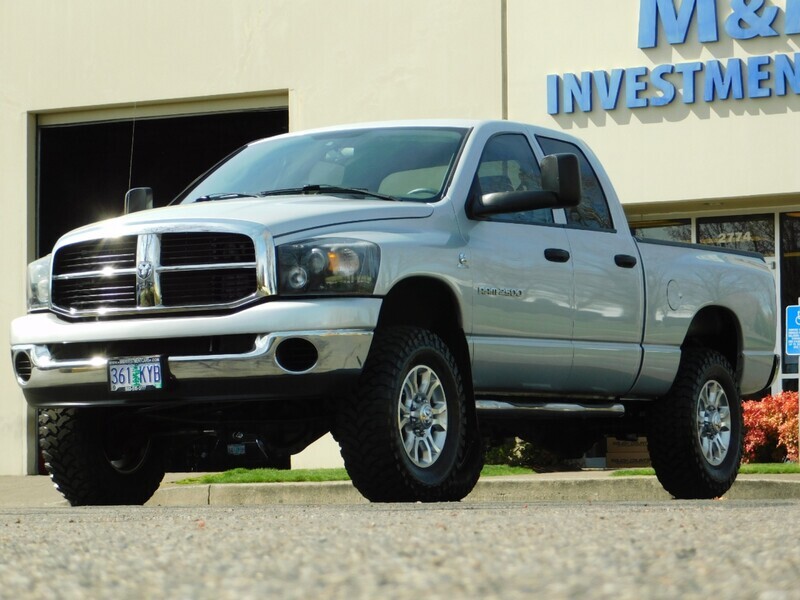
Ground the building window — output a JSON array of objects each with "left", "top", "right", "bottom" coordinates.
[
  {"left": 780, "top": 213, "right": 800, "bottom": 375},
  {"left": 696, "top": 214, "right": 775, "bottom": 257},
  {"left": 631, "top": 219, "right": 691, "bottom": 243}
]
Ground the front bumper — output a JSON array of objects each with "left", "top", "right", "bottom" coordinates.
[{"left": 10, "top": 298, "right": 380, "bottom": 407}]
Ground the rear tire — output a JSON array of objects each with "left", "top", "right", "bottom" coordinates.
[
  {"left": 39, "top": 408, "right": 165, "bottom": 506},
  {"left": 336, "top": 326, "right": 482, "bottom": 502},
  {"left": 647, "top": 349, "right": 742, "bottom": 499}
]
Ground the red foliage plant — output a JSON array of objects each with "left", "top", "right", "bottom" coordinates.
[{"left": 742, "top": 391, "right": 799, "bottom": 463}]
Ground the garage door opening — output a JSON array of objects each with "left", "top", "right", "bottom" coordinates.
[{"left": 37, "top": 108, "right": 288, "bottom": 256}]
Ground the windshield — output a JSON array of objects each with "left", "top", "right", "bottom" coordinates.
[{"left": 177, "top": 126, "right": 469, "bottom": 204}]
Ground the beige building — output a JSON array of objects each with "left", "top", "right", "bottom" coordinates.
[{"left": 2, "top": 0, "right": 798, "bottom": 474}]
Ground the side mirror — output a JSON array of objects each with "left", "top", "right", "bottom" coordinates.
[
  {"left": 541, "top": 153, "right": 581, "bottom": 208},
  {"left": 124, "top": 187, "right": 154, "bottom": 214},
  {"left": 470, "top": 153, "right": 582, "bottom": 217}
]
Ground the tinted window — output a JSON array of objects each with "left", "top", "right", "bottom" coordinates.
[
  {"left": 472, "top": 134, "right": 553, "bottom": 225},
  {"left": 537, "top": 136, "right": 613, "bottom": 231}
]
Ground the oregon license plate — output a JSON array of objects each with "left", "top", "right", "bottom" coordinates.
[{"left": 108, "top": 356, "right": 163, "bottom": 392}]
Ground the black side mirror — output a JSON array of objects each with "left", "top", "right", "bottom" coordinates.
[
  {"left": 124, "top": 187, "right": 154, "bottom": 214},
  {"left": 470, "top": 152, "right": 582, "bottom": 217},
  {"left": 541, "top": 153, "right": 581, "bottom": 208}
]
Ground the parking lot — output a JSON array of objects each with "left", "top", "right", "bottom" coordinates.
[{"left": 1, "top": 500, "right": 799, "bottom": 599}]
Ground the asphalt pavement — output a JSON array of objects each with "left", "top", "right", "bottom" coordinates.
[
  {"left": 4, "top": 501, "right": 800, "bottom": 599},
  {"left": 1, "top": 470, "right": 799, "bottom": 507}
]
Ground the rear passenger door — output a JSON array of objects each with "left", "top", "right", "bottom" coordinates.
[
  {"left": 466, "top": 133, "right": 575, "bottom": 394},
  {"left": 536, "top": 135, "right": 644, "bottom": 396}
]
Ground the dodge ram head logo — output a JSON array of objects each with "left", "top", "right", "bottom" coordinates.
[
  {"left": 137, "top": 261, "right": 153, "bottom": 280},
  {"left": 136, "top": 261, "right": 156, "bottom": 307}
]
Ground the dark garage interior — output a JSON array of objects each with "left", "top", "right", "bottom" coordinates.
[{"left": 37, "top": 108, "right": 289, "bottom": 257}]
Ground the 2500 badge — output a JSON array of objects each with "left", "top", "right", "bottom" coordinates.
[{"left": 477, "top": 286, "right": 524, "bottom": 297}]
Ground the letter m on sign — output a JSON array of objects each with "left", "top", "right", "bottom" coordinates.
[{"left": 638, "top": 0, "right": 718, "bottom": 48}]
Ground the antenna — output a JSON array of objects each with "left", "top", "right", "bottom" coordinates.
[{"left": 127, "top": 102, "right": 138, "bottom": 191}]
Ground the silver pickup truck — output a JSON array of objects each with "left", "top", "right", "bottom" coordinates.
[{"left": 11, "top": 120, "right": 778, "bottom": 505}]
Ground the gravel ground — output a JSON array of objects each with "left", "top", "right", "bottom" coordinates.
[{"left": 1, "top": 501, "right": 799, "bottom": 599}]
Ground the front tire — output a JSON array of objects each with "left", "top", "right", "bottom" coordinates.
[
  {"left": 647, "top": 349, "right": 742, "bottom": 499},
  {"left": 336, "top": 326, "right": 482, "bottom": 502},
  {"left": 39, "top": 408, "right": 165, "bottom": 506}
]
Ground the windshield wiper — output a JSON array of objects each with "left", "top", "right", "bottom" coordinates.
[
  {"left": 194, "top": 192, "right": 257, "bottom": 202},
  {"left": 259, "top": 184, "right": 397, "bottom": 202}
]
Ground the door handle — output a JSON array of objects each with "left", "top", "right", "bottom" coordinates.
[
  {"left": 544, "top": 248, "right": 571, "bottom": 263},
  {"left": 614, "top": 254, "right": 638, "bottom": 268}
]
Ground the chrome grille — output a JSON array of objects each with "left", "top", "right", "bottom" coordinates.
[
  {"left": 51, "top": 232, "right": 262, "bottom": 317},
  {"left": 52, "top": 275, "right": 138, "bottom": 311},
  {"left": 52, "top": 237, "right": 137, "bottom": 274},
  {"left": 161, "top": 233, "right": 256, "bottom": 265},
  {"left": 161, "top": 269, "right": 258, "bottom": 306}
]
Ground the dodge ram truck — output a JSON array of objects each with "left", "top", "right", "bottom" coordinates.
[{"left": 11, "top": 120, "right": 778, "bottom": 505}]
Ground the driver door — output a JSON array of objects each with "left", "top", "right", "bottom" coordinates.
[{"left": 465, "top": 133, "right": 575, "bottom": 394}]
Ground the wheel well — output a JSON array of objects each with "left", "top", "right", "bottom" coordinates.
[
  {"left": 682, "top": 306, "right": 742, "bottom": 380},
  {"left": 377, "top": 277, "right": 473, "bottom": 397}
]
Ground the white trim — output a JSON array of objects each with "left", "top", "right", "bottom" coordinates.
[{"left": 37, "top": 92, "right": 289, "bottom": 127}]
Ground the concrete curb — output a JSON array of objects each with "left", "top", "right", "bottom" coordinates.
[
  {"left": 4, "top": 474, "right": 799, "bottom": 508},
  {"left": 145, "top": 475, "right": 800, "bottom": 507}
]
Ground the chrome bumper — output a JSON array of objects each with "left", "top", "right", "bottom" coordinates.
[
  {"left": 10, "top": 298, "right": 381, "bottom": 398},
  {"left": 12, "top": 329, "right": 373, "bottom": 390}
]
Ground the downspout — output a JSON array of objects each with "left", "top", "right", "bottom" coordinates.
[{"left": 501, "top": 0, "right": 508, "bottom": 120}]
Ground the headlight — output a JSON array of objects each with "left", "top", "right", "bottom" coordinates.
[
  {"left": 27, "top": 254, "right": 52, "bottom": 312},
  {"left": 277, "top": 239, "right": 380, "bottom": 296}
]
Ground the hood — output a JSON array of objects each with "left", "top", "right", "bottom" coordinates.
[{"left": 59, "top": 196, "right": 434, "bottom": 244}]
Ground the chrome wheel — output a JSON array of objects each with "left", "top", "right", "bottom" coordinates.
[
  {"left": 337, "top": 326, "right": 479, "bottom": 502},
  {"left": 696, "top": 379, "right": 732, "bottom": 467},
  {"left": 398, "top": 365, "right": 448, "bottom": 468},
  {"left": 648, "top": 349, "right": 742, "bottom": 499}
]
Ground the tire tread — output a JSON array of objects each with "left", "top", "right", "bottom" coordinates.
[
  {"left": 647, "top": 349, "right": 742, "bottom": 499},
  {"left": 39, "top": 408, "right": 164, "bottom": 506},
  {"left": 336, "top": 326, "right": 480, "bottom": 502}
]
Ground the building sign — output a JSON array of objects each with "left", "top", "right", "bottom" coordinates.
[
  {"left": 786, "top": 305, "right": 800, "bottom": 356},
  {"left": 547, "top": 0, "right": 800, "bottom": 114}
]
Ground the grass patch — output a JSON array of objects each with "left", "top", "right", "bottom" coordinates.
[
  {"left": 178, "top": 468, "right": 351, "bottom": 485},
  {"left": 481, "top": 464, "right": 535, "bottom": 477},
  {"left": 610, "top": 468, "right": 656, "bottom": 477},
  {"left": 177, "top": 464, "right": 534, "bottom": 485},
  {"left": 611, "top": 463, "right": 800, "bottom": 477},
  {"left": 740, "top": 463, "right": 800, "bottom": 474}
]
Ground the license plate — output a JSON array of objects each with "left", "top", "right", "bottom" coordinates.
[{"left": 108, "top": 356, "right": 163, "bottom": 392}]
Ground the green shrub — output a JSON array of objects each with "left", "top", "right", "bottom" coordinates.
[{"left": 485, "top": 437, "right": 576, "bottom": 471}]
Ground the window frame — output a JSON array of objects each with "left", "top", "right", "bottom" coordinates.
[{"left": 467, "top": 132, "right": 558, "bottom": 227}]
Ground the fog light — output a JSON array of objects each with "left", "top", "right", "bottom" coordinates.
[
  {"left": 275, "top": 338, "right": 318, "bottom": 373},
  {"left": 14, "top": 352, "right": 33, "bottom": 383}
]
